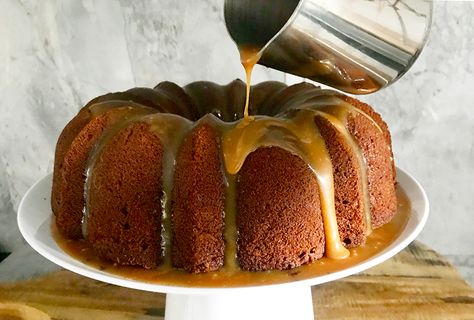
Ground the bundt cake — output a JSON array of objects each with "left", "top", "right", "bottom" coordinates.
[{"left": 51, "top": 80, "right": 397, "bottom": 273}]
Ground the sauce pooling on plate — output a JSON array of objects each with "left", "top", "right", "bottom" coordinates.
[{"left": 52, "top": 185, "right": 409, "bottom": 287}]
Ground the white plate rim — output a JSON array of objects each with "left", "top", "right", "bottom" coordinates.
[{"left": 18, "top": 167, "right": 429, "bottom": 295}]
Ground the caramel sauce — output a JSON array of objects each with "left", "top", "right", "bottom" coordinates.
[
  {"left": 239, "top": 45, "right": 262, "bottom": 118},
  {"left": 313, "top": 110, "right": 372, "bottom": 235},
  {"left": 52, "top": 184, "right": 409, "bottom": 288},
  {"left": 222, "top": 109, "right": 349, "bottom": 259},
  {"left": 146, "top": 114, "right": 193, "bottom": 265},
  {"left": 220, "top": 96, "right": 386, "bottom": 259},
  {"left": 222, "top": 172, "right": 239, "bottom": 271}
]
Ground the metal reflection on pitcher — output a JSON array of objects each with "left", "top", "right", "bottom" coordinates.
[{"left": 225, "top": 0, "right": 433, "bottom": 94}]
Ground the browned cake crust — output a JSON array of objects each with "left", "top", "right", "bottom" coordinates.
[
  {"left": 154, "top": 82, "right": 200, "bottom": 119},
  {"left": 344, "top": 101, "right": 397, "bottom": 228},
  {"left": 52, "top": 107, "right": 91, "bottom": 238},
  {"left": 184, "top": 82, "right": 231, "bottom": 120},
  {"left": 314, "top": 115, "right": 367, "bottom": 247},
  {"left": 237, "top": 147, "right": 325, "bottom": 271},
  {"left": 85, "top": 85, "right": 198, "bottom": 119},
  {"left": 340, "top": 96, "right": 393, "bottom": 149},
  {"left": 52, "top": 108, "right": 129, "bottom": 239},
  {"left": 341, "top": 96, "right": 396, "bottom": 184},
  {"left": 247, "top": 81, "right": 287, "bottom": 116},
  {"left": 259, "top": 82, "right": 316, "bottom": 116},
  {"left": 87, "top": 122, "right": 163, "bottom": 268},
  {"left": 171, "top": 123, "right": 226, "bottom": 273}
]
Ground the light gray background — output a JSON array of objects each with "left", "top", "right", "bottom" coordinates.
[{"left": 0, "top": 1, "right": 472, "bottom": 284}]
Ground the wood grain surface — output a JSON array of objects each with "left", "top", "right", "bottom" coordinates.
[{"left": 0, "top": 241, "right": 473, "bottom": 320}]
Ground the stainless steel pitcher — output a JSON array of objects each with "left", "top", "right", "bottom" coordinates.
[{"left": 225, "top": 0, "right": 433, "bottom": 94}]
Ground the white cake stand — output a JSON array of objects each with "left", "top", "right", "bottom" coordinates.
[{"left": 18, "top": 168, "right": 428, "bottom": 320}]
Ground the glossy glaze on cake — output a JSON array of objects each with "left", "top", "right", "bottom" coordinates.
[{"left": 52, "top": 80, "right": 397, "bottom": 273}]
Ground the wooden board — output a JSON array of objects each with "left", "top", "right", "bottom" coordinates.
[{"left": 0, "top": 241, "right": 473, "bottom": 319}]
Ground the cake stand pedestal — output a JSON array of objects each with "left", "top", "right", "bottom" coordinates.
[{"left": 165, "top": 286, "right": 313, "bottom": 320}]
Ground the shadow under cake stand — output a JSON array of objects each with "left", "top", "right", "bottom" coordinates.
[{"left": 18, "top": 168, "right": 428, "bottom": 320}]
